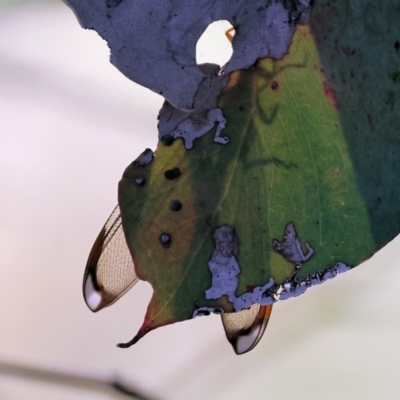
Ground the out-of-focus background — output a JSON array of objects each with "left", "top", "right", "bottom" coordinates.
[{"left": 1, "top": 1, "right": 400, "bottom": 399}]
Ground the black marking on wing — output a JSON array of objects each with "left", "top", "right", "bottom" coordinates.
[{"left": 221, "top": 304, "right": 272, "bottom": 355}]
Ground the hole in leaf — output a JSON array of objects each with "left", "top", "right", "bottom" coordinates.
[{"left": 196, "top": 20, "right": 234, "bottom": 67}]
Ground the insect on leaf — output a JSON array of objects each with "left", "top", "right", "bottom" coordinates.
[
  {"left": 83, "top": 205, "right": 138, "bottom": 312},
  {"left": 222, "top": 304, "right": 273, "bottom": 355}
]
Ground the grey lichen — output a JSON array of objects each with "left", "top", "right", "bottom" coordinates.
[
  {"left": 133, "top": 148, "right": 154, "bottom": 166},
  {"left": 64, "top": 0, "right": 311, "bottom": 111},
  {"left": 272, "top": 222, "right": 314, "bottom": 264},
  {"left": 204, "top": 225, "right": 275, "bottom": 311},
  {"left": 198, "top": 225, "right": 353, "bottom": 314},
  {"left": 158, "top": 64, "right": 229, "bottom": 148},
  {"left": 273, "top": 262, "right": 353, "bottom": 301},
  {"left": 160, "top": 107, "right": 228, "bottom": 149},
  {"left": 204, "top": 225, "right": 240, "bottom": 303}
]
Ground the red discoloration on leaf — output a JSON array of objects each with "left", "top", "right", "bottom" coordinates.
[{"left": 323, "top": 81, "right": 339, "bottom": 109}]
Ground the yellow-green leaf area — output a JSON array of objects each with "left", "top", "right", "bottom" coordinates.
[{"left": 119, "top": 25, "right": 376, "bottom": 333}]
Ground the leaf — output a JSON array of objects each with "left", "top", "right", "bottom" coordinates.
[
  {"left": 77, "top": 1, "right": 400, "bottom": 353},
  {"left": 117, "top": 16, "right": 400, "bottom": 347}
]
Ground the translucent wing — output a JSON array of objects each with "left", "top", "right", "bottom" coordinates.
[
  {"left": 83, "top": 205, "right": 138, "bottom": 312},
  {"left": 221, "top": 304, "right": 273, "bottom": 355}
]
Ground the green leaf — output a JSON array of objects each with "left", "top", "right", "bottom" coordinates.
[{"left": 119, "top": 11, "right": 400, "bottom": 344}]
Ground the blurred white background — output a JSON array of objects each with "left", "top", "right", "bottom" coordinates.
[{"left": 1, "top": 1, "right": 400, "bottom": 399}]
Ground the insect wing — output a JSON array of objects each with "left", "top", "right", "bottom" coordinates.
[
  {"left": 83, "top": 205, "right": 138, "bottom": 312},
  {"left": 221, "top": 304, "right": 273, "bottom": 355}
]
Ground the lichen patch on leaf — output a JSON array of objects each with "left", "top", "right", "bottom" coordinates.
[
  {"left": 133, "top": 148, "right": 154, "bottom": 166},
  {"left": 65, "top": 0, "right": 310, "bottom": 111},
  {"left": 163, "top": 108, "right": 228, "bottom": 150},
  {"left": 272, "top": 222, "right": 314, "bottom": 265},
  {"left": 157, "top": 64, "right": 229, "bottom": 149},
  {"left": 204, "top": 226, "right": 275, "bottom": 311},
  {"left": 270, "top": 262, "right": 352, "bottom": 301}
]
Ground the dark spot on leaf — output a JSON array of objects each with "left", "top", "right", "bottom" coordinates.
[
  {"left": 389, "top": 71, "right": 400, "bottom": 83},
  {"left": 367, "top": 113, "right": 373, "bottom": 127},
  {"left": 106, "top": 0, "right": 123, "bottom": 7},
  {"left": 135, "top": 177, "right": 145, "bottom": 186},
  {"left": 384, "top": 90, "right": 395, "bottom": 108},
  {"left": 164, "top": 167, "right": 181, "bottom": 180},
  {"left": 161, "top": 134, "right": 176, "bottom": 146},
  {"left": 238, "top": 105, "right": 244, "bottom": 111},
  {"left": 159, "top": 233, "right": 172, "bottom": 247},
  {"left": 170, "top": 200, "right": 182, "bottom": 211},
  {"left": 271, "top": 81, "right": 279, "bottom": 90},
  {"left": 395, "top": 41, "right": 400, "bottom": 50},
  {"left": 340, "top": 45, "right": 355, "bottom": 56}
]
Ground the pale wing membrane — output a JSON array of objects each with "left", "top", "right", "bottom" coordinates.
[
  {"left": 83, "top": 205, "right": 138, "bottom": 312},
  {"left": 221, "top": 304, "right": 273, "bottom": 355}
]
